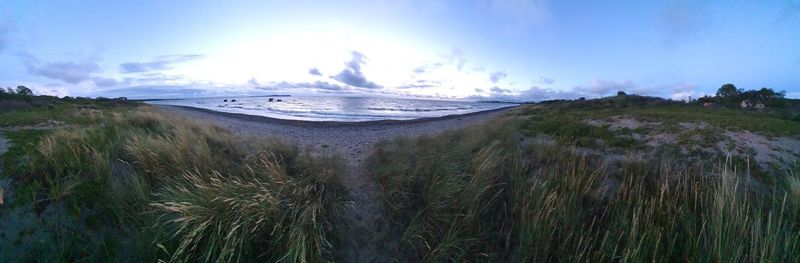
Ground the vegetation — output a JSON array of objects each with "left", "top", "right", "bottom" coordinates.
[
  {"left": 2, "top": 88, "right": 799, "bottom": 261},
  {"left": 0, "top": 95, "right": 346, "bottom": 262},
  {"left": 369, "top": 104, "right": 800, "bottom": 261}
]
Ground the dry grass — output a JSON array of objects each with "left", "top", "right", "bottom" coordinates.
[
  {"left": 9, "top": 106, "right": 346, "bottom": 262},
  {"left": 369, "top": 114, "right": 800, "bottom": 261}
]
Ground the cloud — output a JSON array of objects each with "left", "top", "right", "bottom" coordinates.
[
  {"left": 667, "top": 82, "right": 703, "bottom": 101},
  {"left": 658, "top": 0, "right": 710, "bottom": 45},
  {"left": 248, "top": 78, "right": 260, "bottom": 87},
  {"left": 444, "top": 48, "right": 467, "bottom": 71},
  {"left": 573, "top": 79, "right": 636, "bottom": 97},
  {"left": 490, "top": 86, "right": 512, "bottom": 94},
  {"left": 398, "top": 79, "right": 442, "bottom": 89},
  {"left": 259, "top": 81, "right": 346, "bottom": 92},
  {"left": 121, "top": 72, "right": 187, "bottom": 85},
  {"left": 489, "top": 71, "right": 507, "bottom": 84},
  {"left": 26, "top": 59, "right": 101, "bottom": 84},
  {"left": 537, "top": 76, "right": 554, "bottom": 85},
  {"left": 119, "top": 54, "right": 204, "bottom": 73},
  {"left": 332, "top": 51, "right": 382, "bottom": 89},
  {"left": 517, "top": 86, "right": 581, "bottom": 101},
  {"left": 475, "top": 88, "right": 484, "bottom": 93},
  {"left": 92, "top": 77, "right": 118, "bottom": 87},
  {"left": 309, "top": 67, "right": 322, "bottom": 76}
]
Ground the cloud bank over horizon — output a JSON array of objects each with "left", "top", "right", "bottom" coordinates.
[{"left": 0, "top": 0, "right": 797, "bottom": 100}]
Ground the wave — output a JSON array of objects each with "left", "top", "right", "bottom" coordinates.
[{"left": 365, "top": 106, "right": 472, "bottom": 112}]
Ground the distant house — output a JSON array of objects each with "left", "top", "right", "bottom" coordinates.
[
  {"left": 703, "top": 102, "right": 716, "bottom": 108},
  {"left": 740, "top": 99, "right": 765, "bottom": 109}
]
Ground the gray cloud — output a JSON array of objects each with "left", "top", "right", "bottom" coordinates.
[
  {"left": 119, "top": 54, "right": 204, "bottom": 73},
  {"left": 490, "top": 86, "right": 512, "bottom": 94},
  {"left": 573, "top": 79, "right": 636, "bottom": 96},
  {"left": 475, "top": 88, "right": 484, "bottom": 93},
  {"left": 398, "top": 79, "right": 442, "bottom": 89},
  {"left": 27, "top": 59, "right": 101, "bottom": 84},
  {"left": 309, "top": 67, "right": 322, "bottom": 76},
  {"left": 538, "top": 76, "right": 554, "bottom": 85},
  {"left": 92, "top": 77, "right": 118, "bottom": 87},
  {"left": 332, "top": 51, "right": 383, "bottom": 89},
  {"left": 518, "top": 86, "right": 580, "bottom": 101},
  {"left": 489, "top": 71, "right": 507, "bottom": 84},
  {"left": 261, "top": 81, "right": 346, "bottom": 91},
  {"left": 122, "top": 73, "right": 186, "bottom": 85}
]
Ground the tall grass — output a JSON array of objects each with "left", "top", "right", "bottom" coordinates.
[
  {"left": 369, "top": 115, "right": 800, "bottom": 261},
  {"left": 11, "top": 106, "right": 346, "bottom": 262}
]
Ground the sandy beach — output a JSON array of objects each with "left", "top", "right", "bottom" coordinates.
[{"left": 158, "top": 104, "right": 517, "bottom": 261}]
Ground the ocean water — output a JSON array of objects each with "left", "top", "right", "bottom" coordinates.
[{"left": 147, "top": 96, "right": 517, "bottom": 122}]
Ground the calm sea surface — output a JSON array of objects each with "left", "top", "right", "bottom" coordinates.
[{"left": 147, "top": 96, "right": 517, "bottom": 122}]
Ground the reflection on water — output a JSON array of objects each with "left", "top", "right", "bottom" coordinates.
[{"left": 148, "top": 96, "right": 517, "bottom": 122}]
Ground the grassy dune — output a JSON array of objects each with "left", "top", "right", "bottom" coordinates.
[
  {"left": 1, "top": 103, "right": 346, "bottom": 262},
  {"left": 369, "top": 101, "right": 800, "bottom": 261},
  {"left": 2, "top": 94, "right": 799, "bottom": 262}
]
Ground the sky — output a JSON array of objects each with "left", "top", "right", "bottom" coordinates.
[{"left": 0, "top": 0, "right": 798, "bottom": 101}]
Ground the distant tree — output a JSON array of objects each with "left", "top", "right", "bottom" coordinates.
[
  {"left": 716, "top": 83, "right": 741, "bottom": 98},
  {"left": 5, "top": 87, "right": 13, "bottom": 94},
  {"left": 617, "top": 91, "right": 627, "bottom": 96},
  {"left": 16, "top": 85, "right": 33, "bottom": 96}
]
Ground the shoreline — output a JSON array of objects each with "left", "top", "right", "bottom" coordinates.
[{"left": 158, "top": 104, "right": 519, "bottom": 128}]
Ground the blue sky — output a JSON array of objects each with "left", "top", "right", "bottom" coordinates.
[{"left": 0, "top": 0, "right": 798, "bottom": 100}]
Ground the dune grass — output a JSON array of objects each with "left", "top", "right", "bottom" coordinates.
[
  {"left": 2, "top": 105, "right": 346, "bottom": 262},
  {"left": 369, "top": 113, "right": 800, "bottom": 261}
]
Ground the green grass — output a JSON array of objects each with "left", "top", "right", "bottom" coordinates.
[
  {"left": 523, "top": 98, "right": 800, "bottom": 137},
  {"left": 1, "top": 105, "right": 347, "bottom": 262},
  {"left": 369, "top": 112, "right": 800, "bottom": 262},
  {"left": 0, "top": 99, "right": 138, "bottom": 127}
]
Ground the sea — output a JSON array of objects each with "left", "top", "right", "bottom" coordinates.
[{"left": 146, "top": 96, "right": 517, "bottom": 122}]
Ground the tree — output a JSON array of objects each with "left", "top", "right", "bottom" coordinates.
[
  {"left": 716, "top": 83, "right": 741, "bottom": 98},
  {"left": 617, "top": 91, "right": 627, "bottom": 96},
  {"left": 15, "top": 85, "right": 33, "bottom": 96}
]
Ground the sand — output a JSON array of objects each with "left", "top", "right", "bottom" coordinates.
[{"left": 157, "top": 104, "right": 517, "bottom": 261}]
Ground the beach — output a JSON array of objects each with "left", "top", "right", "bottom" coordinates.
[
  {"left": 158, "top": 104, "right": 518, "bottom": 261},
  {"left": 158, "top": 104, "right": 517, "bottom": 160}
]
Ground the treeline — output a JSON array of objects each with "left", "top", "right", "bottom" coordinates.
[
  {"left": 0, "top": 85, "right": 133, "bottom": 111},
  {"left": 697, "top": 83, "right": 788, "bottom": 108}
]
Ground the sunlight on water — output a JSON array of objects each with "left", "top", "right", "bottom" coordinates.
[{"left": 148, "top": 96, "right": 516, "bottom": 122}]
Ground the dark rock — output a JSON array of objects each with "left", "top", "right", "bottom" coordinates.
[
  {"left": 231, "top": 99, "right": 237, "bottom": 102},
  {"left": 224, "top": 99, "right": 228, "bottom": 102},
  {"left": 269, "top": 98, "right": 274, "bottom": 102}
]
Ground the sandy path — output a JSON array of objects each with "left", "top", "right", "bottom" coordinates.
[{"left": 158, "top": 105, "right": 515, "bottom": 262}]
